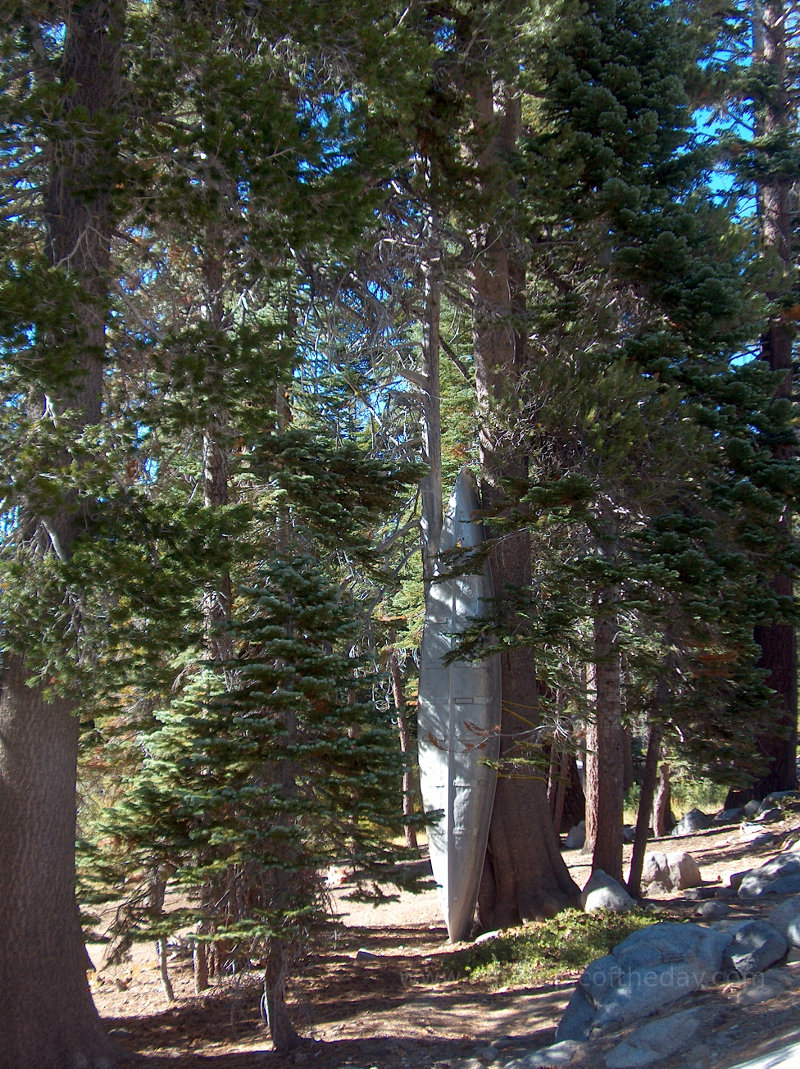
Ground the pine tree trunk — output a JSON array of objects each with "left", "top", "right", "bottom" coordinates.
[
  {"left": 627, "top": 722, "right": 663, "bottom": 898},
  {"left": 0, "top": 660, "right": 119, "bottom": 1069},
  {"left": 471, "top": 74, "right": 579, "bottom": 927},
  {"left": 731, "top": 0, "right": 798, "bottom": 801},
  {"left": 584, "top": 590, "right": 624, "bottom": 881},
  {"left": 263, "top": 938, "right": 300, "bottom": 1052},
  {"left": 653, "top": 762, "right": 675, "bottom": 837},
  {"left": 389, "top": 648, "right": 418, "bottom": 848},
  {"left": 0, "top": 4, "right": 125, "bottom": 1064}
]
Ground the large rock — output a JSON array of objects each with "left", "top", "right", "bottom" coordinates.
[
  {"left": 641, "top": 851, "right": 702, "bottom": 892},
  {"left": 581, "top": 871, "right": 636, "bottom": 914},
  {"left": 564, "top": 821, "right": 586, "bottom": 850},
  {"left": 722, "top": 920, "right": 787, "bottom": 978},
  {"left": 555, "top": 922, "right": 731, "bottom": 1042},
  {"left": 671, "top": 809, "right": 713, "bottom": 837},
  {"left": 768, "top": 897, "right": 800, "bottom": 947},
  {"left": 714, "top": 806, "right": 745, "bottom": 824},
  {"left": 605, "top": 1007, "right": 703, "bottom": 1068},
  {"left": 738, "top": 850, "right": 800, "bottom": 897}
]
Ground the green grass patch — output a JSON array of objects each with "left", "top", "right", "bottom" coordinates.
[{"left": 446, "top": 908, "right": 670, "bottom": 988}]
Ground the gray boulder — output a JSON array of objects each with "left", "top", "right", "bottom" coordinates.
[
  {"left": 671, "top": 808, "right": 713, "bottom": 837},
  {"left": 722, "top": 919, "right": 787, "bottom": 977},
  {"left": 768, "top": 897, "right": 800, "bottom": 947},
  {"left": 743, "top": 799, "right": 762, "bottom": 818},
  {"left": 622, "top": 825, "right": 637, "bottom": 844},
  {"left": 765, "top": 790, "right": 799, "bottom": 805},
  {"left": 738, "top": 850, "right": 800, "bottom": 897},
  {"left": 564, "top": 821, "right": 586, "bottom": 850},
  {"left": 641, "top": 851, "right": 702, "bottom": 892},
  {"left": 605, "top": 1007, "right": 703, "bottom": 1068},
  {"left": 555, "top": 922, "right": 731, "bottom": 1042},
  {"left": 714, "top": 806, "right": 745, "bottom": 824},
  {"left": 581, "top": 870, "right": 636, "bottom": 914},
  {"left": 754, "top": 806, "right": 782, "bottom": 823}
]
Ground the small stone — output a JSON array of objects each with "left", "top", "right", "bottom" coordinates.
[
  {"left": 683, "top": 885, "right": 719, "bottom": 901},
  {"left": 477, "top": 1046, "right": 499, "bottom": 1063},
  {"left": 474, "top": 930, "right": 502, "bottom": 945},
  {"left": 696, "top": 901, "right": 730, "bottom": 920},
  {"left": 728, "top": 870, "right": 750, "bottom": 892},
  {"left": 642, "top": 851, "right": 702, "bottom": 892},
  {"left": 355, "top": 948, "right": 380, "bottom": 960},
  {"left": 743, "top": 799, "right": 762, "bottom": 818},
  {"left": 518, "top": 1040, "right": 584, "bottom": 1067},
  {"left": 622, "top": 825, "right": 637, "bottom": 844},
  {"left": 735, "top": 970, "right": 789, "bottom": 1005}
]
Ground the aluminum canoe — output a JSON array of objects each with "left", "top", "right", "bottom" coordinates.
[{"left": 418, "top": 467, "right": 501, "bottom": 943}]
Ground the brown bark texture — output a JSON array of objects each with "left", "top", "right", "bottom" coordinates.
[
  {"left": 0, "top": 4, "right": 126, "bottom": 1065},
  {"left": 730, "top": 0, "right": 798, "bottom": 800},
  {"left": 584, "top": 593, "right": 624, "bottom": 882},
  {"left": 627, "top": 722, "right": 663, "bottom": 899},
  {"left": 471, "top": 74, "right": 579, "bottom": 928},
  {"left": 653, "top": 762, "right": 676, "bottom": 837}
]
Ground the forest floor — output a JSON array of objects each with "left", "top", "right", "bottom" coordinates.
[{"left": 91, "top": 814, "right": 800, "bottom": 1069}]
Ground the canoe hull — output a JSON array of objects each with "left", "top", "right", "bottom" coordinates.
[{"left": 418, "top": 468, "right": 501, "bottom": 943}]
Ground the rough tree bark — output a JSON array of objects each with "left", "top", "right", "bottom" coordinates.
[
  {"left": 627, "top": 721, "right": 663, "bottom": 898},
  {"left": 584, "top": 587, "right": 624, "bottom": 882},
  {"left": 726, "top": 0, "right": 798, "bottom": 802},
  {"left": 470, "top": 74, "right": 579, "bottom": 928},
  {"left": 0, "top": 4, "right": 126, "bottom": 1066}
]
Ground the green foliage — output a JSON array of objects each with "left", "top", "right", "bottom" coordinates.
[{"left": 446, "top": 908, "right": 672, "bottom": 987}]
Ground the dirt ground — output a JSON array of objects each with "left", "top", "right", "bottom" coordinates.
[{"left": 90, "top": 815, "right": 800, "bottom": 1068}]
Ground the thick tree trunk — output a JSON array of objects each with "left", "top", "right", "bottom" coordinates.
[
  {"left": 585, "top": 591, "right": 624, "bottom": 881},
  {"left": 0, "top": 661, "right": 119, "bottom": 1069},
  {"left": 471, "top": 76, "right": 579, "bottom": 928},
  {"left": 0, "top": 4, "right": 125, "bottom": 1065},
  {"left": 731, "top": 0, "right": 798, "bottom": 801}
]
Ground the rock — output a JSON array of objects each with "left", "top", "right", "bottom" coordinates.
[
  {"left": 683, "top": 885, "right": 719, "bottom": 901},
  {"left": 354, "top": 948, "right": 380, "bottom": 960},
  {"left": 556, "top": 922, "right": 732, "bottom": 1041},
  {"left": 696, "top": 901, "right": 731, "bottom": 920},
  {"left": 768, "top": 898, "right": 800, "bottom": 947},
  {"left": 765, "top": 790, "right": 799, "bottom": 804},
  {"left": 722, "top": 920, "right": 787, "bottom": 977},
  {"left": 512, "top": 1040, "right": 585, "bottom": 1067},
  {"left": 735, "top": 969, "right": 790, "bottom": 1005},
  {"left": 604, "top": 1008, "right": 703, "bottom": 1068},
  {"left": 581, "top": 871, "right": 636, "bottom": 914},
  {"left": 743, "top": 799, "right": 762, "bottom": 818},
  {"left": 474, "top": 929, "right": 502, "bottom": 944},
  {"left": 728, "top": 870, "right": 750, "bottom": 892},
  {"left": 622, "top": 825, "right": 637, "bottom": 844},
  {"left": 564, "top": 822, "right": 586, "bottom": 850},
  {"left": 714, "top": 807, "right": 746, "bottom": 824},
  {"left": 739, "top": 853, "right": 800, "bottom": 897},
  {"left": 671, "top": 808, "right": 713, "bottom": 837},
  {"left": 641, "top": 851, "right": 702, "bottom": 892},
  {"left": 754, "top": 806, "right": 782, "bottom": 823},
  {"left": 739, "top": 823, "right": 776, "bottom": 846}
]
